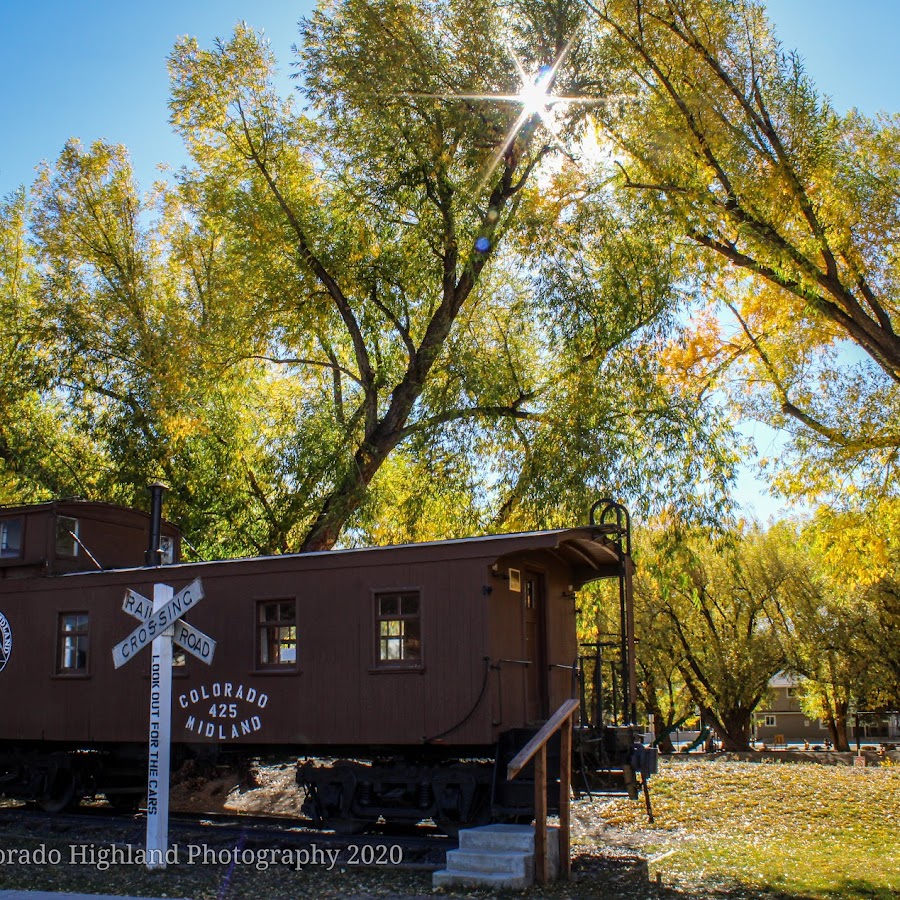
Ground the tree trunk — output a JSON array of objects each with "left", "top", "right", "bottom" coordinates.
[
  {"left": 710, "top": 708, "right": 753, "bottom": 752},
  {"left": 834, "top": 701, "right": 851, "bottom": 752},
  {"left": 823, "top": 712, "right": 839, "bottom": 750},
  {"left": 299, "top": 419, "right": 403, "bottom": 552},
  {"left": 821, "top": 692, "right": 851, "bottom": 752},
  {"left": 299, "top": 458, "right": 379, "bottom": 552}
]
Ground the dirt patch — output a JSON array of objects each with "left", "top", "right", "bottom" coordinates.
[{"left": 170, "top": 759, "right": 308, "bottom": 817}]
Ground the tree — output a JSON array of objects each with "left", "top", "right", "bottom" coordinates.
[
  {"left": 633, "top": 585, "right": 693, "bottom": 752},
  {"left": 164, "top": 6, "right": 585, "bottom": 550},
  {"left": 760, "top": 525, "right": 868, "bottom": 751},
  {"left": 859, "top": 577, "right": 900, "bottom": 709},
  {"left": 798, "top": 511, "right": 900, "bottom": 712},
  {"left": 6, "top": 0, "right": 740, "bottom": 554},
  {"left": 636, "top": 523, "right": 786, "bottom": 750},
  {"left": 0, "top": 188, "right": 103, "bottom": 503},
  {"left": 23, "top": 139, "right": 294, "bottom": 557},
  {"left": 581, "top": 0, "right": 900, "bottom": 505},
  {"left": 161, "top": 2, "right": 737, "bottom": 549}
]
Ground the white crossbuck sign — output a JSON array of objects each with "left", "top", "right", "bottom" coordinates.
[
  {"left": 113, "top": 579, "right": 214, "bottom": 668},
  {"left": 111, "top": 578, "right": 214, "bottom": 870}
]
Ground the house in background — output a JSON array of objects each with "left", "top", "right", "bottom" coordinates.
[
  {"left": 754, "top": 673, "right": 900, "bottom": 745},
  {"left": 754, "top": 672, "right": 829, "bottom": 745}
]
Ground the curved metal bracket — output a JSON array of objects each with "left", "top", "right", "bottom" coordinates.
[{"left": 588, "top": 497, "right": 632, "bottom": 556}]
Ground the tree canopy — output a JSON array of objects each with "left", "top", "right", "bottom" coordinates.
[
  {"left": 0, "top": 0, "right": 737, "bottom": 555},
  {"left": 582, "top": 0, "right": 900, "bottom": 508},
  {"left": 0, "top": 0, "right": 897, "bottom": 738},
  {"left": 635, "top": 522, "right": 787, "bottom": 750}
]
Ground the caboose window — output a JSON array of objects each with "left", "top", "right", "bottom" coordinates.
[
  {"left": 375, "top": 591, "right": 421, "bottom": 666},
  {"left": 0, "top": 518, "right": 23, "bottom": 558},
  {"left": 55, "top": 516, "right": 79, "bottom": 558},
  {"left": 257, "top": 600, "right": 297, "bottom": 668},
  {"left": 58, "top": 612, "right": 89, "bottom": 674}
]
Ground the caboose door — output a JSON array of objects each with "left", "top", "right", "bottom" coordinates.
[{"left": 523, "top": 571, "right": 548, "bottom": 722}]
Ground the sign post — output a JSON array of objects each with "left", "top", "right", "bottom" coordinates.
[
  {"left": 112, "top": 579, "right": 215, "bottom": 869},
  {"left": 147, "top": 583, "right": 173, "bottom": 869}
]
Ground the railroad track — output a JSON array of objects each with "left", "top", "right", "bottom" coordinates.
[{"left": 0, "top": 803, "right": 454, "bottom": 868}]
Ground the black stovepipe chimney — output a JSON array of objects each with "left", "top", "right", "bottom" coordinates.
[{"left": 145, "top": 482, "right": 168, "bottom": 567}]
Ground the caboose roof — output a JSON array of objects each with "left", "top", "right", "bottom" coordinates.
[
  {"left": 52, "top": 524, "right": 625, "bottom": 587},
  {"left": 0, "top": 498, "right": 172, "bottom": 524}
]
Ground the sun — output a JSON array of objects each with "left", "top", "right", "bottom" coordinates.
[
  {"left": 403, "top": 31, "right": 602, "bottom": 192},
  {"left": 517, "top": 64, "right": 554, "bottom": 119}
]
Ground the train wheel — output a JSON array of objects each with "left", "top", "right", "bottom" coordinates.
[{"left": 38, "top": 770, "right": 77, "bottom": 813}]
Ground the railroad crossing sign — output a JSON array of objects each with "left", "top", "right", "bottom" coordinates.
[
  {"left": 112, "top": 579, "right": 213, "bottom": 870},
  {"left": 120, "top": 583, "right": 216, "bottom": 665},
  {"left": 113, "top": 579, "right": 209, "bottom": 668}
]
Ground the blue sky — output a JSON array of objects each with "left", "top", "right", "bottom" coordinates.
[
  {"left": 1, "top": 1, "right": 897, "bottom": 520},
  {"left": 2, "top": 1, "right": 897, "bottom": 198},
  {"left": 1, "top": 0, "right": 315, "bottom": 196}
]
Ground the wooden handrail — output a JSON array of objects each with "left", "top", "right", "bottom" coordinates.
[
  {"left": 507, "top": 698, "right": 579, "bottom": 778},
  {"left": 506, "top": 698, "right": 579, "bottom": 884}
]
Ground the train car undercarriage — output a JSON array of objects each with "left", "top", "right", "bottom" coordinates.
[{"left": 296, "top": 726, "right": 657, "bottom": 834}]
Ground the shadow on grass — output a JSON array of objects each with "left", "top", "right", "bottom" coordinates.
[
  {"left": 817, "top": 880, "right": 900, "bottom": 900},
  {"left": 540, "top": 853, "right": 896, "bottom": 900}
]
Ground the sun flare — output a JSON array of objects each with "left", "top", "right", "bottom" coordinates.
[
  {"left": 516, "top": 64, "right": 554, "bottom": 119},
  {"left": 403, "top": 30, "right": 603, "bottom": 191}
]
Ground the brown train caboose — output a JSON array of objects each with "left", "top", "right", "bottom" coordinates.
[{"left": 0, "top": 497, "right": 646, "bottom": 830}]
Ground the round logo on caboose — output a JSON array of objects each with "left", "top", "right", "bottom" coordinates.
[{"left": 0, "top": 611, "right": 12, "bottom": 673}]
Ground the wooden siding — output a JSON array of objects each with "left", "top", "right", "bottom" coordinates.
[
  {"left": 0, "top": 501, "right": 179, "bottom": 577},
  {"left": 0, "top": 527, "right": 619, "bottom": 752}
]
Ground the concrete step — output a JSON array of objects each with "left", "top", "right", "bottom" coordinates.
[
  {"left": 432, "top": 868, "right": 532, "bottom": 891},
  {"left": 445, "top": 848, "right": 532, "bottom": 876},
  {"left": 457, "top": 823, "right": 537, "bottom": 852},
  {"left": 432, "top": 823, "right": 561, "bottom": 890}
]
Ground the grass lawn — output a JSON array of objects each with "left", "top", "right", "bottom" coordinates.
[
  {"left": 0, "top": 758, "right": 897, "bottom": 898},
  {"left": 573, "top": 757, "right": 900, "bottom": 899}
]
